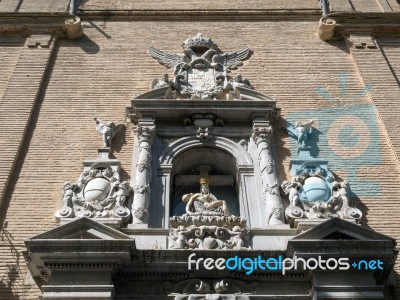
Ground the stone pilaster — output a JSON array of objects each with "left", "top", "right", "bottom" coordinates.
[
  {"left": 132, "top": 124, "right": 155, "bottom": 225},
  {"left": 251, "top": 122, "right": 284, "bottom": 225}
]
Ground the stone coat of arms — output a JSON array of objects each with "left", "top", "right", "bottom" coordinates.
[{"left": 148, "top": 33, "right": 253, "bottom": 100}]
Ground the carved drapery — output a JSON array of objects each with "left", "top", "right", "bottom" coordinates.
[
  {"left": 132, "top": 125, "right": 155, "bottom": 224},
  {"left": 251, "top": 125, "right": 284, "bottom": 225}
]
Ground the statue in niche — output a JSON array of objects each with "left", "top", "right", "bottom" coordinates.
[
  {"left": 285, "top": 120, "right": 314, "bottom": 147},
  {"left": 94, "top": 117, "right": 123, "bottom": 148},
  {"left": 182, "top": 177, "right": 231, "bottom": 216}
]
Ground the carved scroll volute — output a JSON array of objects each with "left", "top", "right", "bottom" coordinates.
[
  {"left": 132, "top": 125, "right": 155, "bottom": 224},
  {"left": 251, "top": 125, "right": 284, "bottom": 225}
]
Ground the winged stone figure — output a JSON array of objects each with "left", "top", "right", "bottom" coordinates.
[
  {"left": 148, "top": 45, "right": 252, "bottom": 71},
  {"left": 285, "top": 120, "right": 314, "bottom": 147},
  {"left": 212, "top": 48, "right": 253, "bottom": 71},
  {"left": 148, "top": 47, "right": 187, "bottom": 69},
  {"left": 94, "top": 117, "right": 124, "bottom": 148}
]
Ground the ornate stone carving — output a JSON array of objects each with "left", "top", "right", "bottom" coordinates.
[
  {"left": 281, "top": 170, "right": 361, "bottom": 223},
  {"left": 132, "top": 207, "right": 148, "bottom": 220},
  {"left": 183, "top": 113, "right": 224, "bottom": 127},
  {"left": 169, "top": 178, "right": 250, "bottom": 250},
  {"left": 282, "top": 120, "right": 362, "bottom": 224},
  {"left": 148, "top": 33, "right": 253, "bottom": 100},
  {"left": 183, "top": 178, "right": 230, "bottom": 216},
  {"left": 169, "top": 222, "right": 250, "bottom": 250},
  {"left": 284, "top": 120, "right": 314, "bottom": 147},
  {"left": 151, "top": 73, "right": 172, "bottom": 90},
  {"left": 238, "top": 139, "right": 248, "bottom": 151},
  {"left": 251, "top": 125, "right": 284, "bottom": 225},
  {"left": 165, "top": 278, "right": 257, "bottom": 297},
  {"left": 94, "top": 117, "right": 123, "bottom": 148},
  {"left": 228, "top": 74, "right": 253, "bottom": 91},
  {"left": 132, "top": 125, "right": 155, "bottom": 224},
  {"left": 195, "top": 127, "right": 213, "bottom": 141},
  {"left": 55, "top": 164, "right": 132, "bottom": 223}
]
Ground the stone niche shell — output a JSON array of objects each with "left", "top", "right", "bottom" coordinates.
[
  {"left": 301, "top": 177, "right": 330, "bottom": 202},
  {"left": 84, "top": 178, "right": 111, "bottom": 201}
]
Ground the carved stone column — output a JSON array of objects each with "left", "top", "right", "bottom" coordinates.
[
  {"left": 132, "top": 125, "right": 155, "bottom": 224},
  {"left": 251, "top": 123, "right": 284, "bottom": 225}
]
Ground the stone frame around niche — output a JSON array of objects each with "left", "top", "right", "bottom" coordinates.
[
  {"left": 154, "top": 136, "right": 256, "bottom": 228},
  {"left": 127, "top": 99, "right": 283, "bottom": 230}
]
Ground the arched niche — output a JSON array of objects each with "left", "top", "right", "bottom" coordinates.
[
  {"left": 170, "top": 147, "right": 240, "bottom": 217},
  {"left": 151, "top": 136, "right": 264, "bottom": 229}
]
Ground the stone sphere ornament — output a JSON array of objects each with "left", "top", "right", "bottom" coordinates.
[
  {"left": 301, "top": 177, "right": 330, "bottom": 202},
  {"left": 83, "top": 178, "right": 111, "bottom": 202}
]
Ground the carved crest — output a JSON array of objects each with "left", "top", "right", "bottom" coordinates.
[
  {"left": 148, "top": 33, "right": 253, "bottom": 100},
  {"left": 55, "top": 155, "right": 132, "bottom": 224}
]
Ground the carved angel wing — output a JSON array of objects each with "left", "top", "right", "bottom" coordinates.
[
  {"left": 148, "top": 47, "right": 184, "bottom": 69},
  {"left": 212, "top": 48, "right": 253, "bottom": 71}
]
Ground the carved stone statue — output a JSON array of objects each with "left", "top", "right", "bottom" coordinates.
[
  {"left": 94, "top": 117, "right": 122, "bottom": 148},
  {"left": 151, "top": 73, "right": 172, "bottom": 90},
  {"left": 328, "top": 180, "right": 350, "bottom": 212},
  {"left": 229, "top": 74, "right": 253, "bottom": 91},
  {"left": 182, "top": 178, "right": 230, "bottom": 216},
  {"left": 168, "top": 177, "right": 250, "bottom": 250},
  {"left": 285, "top": 120, "right": 314, "bottom": 147}
]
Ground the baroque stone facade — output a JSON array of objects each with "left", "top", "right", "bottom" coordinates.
[{"left": 0, "top": 1, "right": 400, "bottom": 299}]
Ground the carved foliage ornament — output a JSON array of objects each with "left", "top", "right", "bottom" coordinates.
[
  {"left": 251, "top": 126, "right": 273, "bottom": 144},
  {"left": 148, "top": 33, "right": 254, "bottom": 100}
]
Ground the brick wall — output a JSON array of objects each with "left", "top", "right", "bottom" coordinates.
[{"left": 0, "top": 20, "right": 400, "bottom": 298}]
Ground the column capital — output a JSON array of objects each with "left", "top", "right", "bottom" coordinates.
[
  {"left": 251, "top": 125, "right": 273, "bottom": 144},
  {"left": 135, "top": 125, "right": 156, "bottom": 143}
]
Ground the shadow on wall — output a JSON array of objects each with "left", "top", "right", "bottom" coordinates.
[
  {"left": 273, "top": 116, "right": 292, "bottom": 183},
  {"left": 78, "top": 34, "right": 101, "bottom": 54},
  {"left": 62, "top": 34, "right": 101, "bottom": 55},
  {"left": 0, "top": 264, "right": 19, "bottom": 300},
  {"left": 0, "top": 34, "right": 59, "bottom": 299},
  {"left": 0, "top": 222, "right": 22, "bottom": 300},
  {"left": 384, "top": 271, "right": 400, "bottom": 300},
  {"left": 332, "top": 172, "right": 370, "bottom": 228}
]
